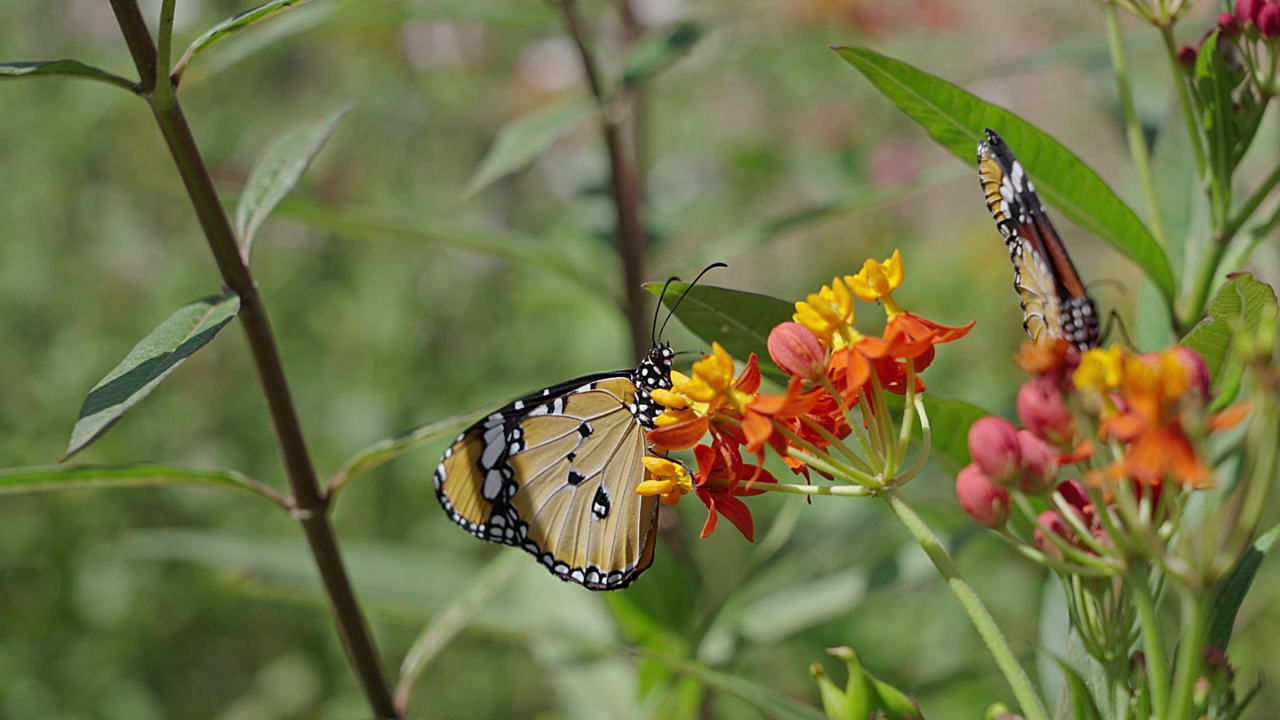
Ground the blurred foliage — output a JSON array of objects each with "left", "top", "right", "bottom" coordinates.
[{"left": 2, "top": 1, "right": 1278, "bottom": 719}]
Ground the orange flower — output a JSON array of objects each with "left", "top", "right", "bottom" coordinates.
[
  {"left": 742, "top": 376, "right": 824, "bottom": 454},
  {"left": 877, "top": 312, "right": 975, "bottom": 362},
  {"left": 692, "top": 441, "right": 777, "bottom": 541}
]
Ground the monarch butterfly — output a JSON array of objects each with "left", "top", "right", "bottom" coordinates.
[
  {"left": 433, "top": 332, "right": 676, "bottom": 590},
  {"left": 977, "top": 129, "right": 1100, "bottom": 351}
]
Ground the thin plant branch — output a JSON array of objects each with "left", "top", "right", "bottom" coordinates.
[{"left": 106, "top": 1, "right": 397, "bottom": 716}]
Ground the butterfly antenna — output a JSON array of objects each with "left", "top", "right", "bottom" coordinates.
[
  {"left": 658, "top": 262, "right": 727, "bottom": 341},
  {"left": 651, "top": 275, "right": 681, "bottom": 347}
]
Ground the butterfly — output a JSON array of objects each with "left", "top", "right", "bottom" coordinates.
[
  {"left": 977, "top": 129, "right": 1100, "bottom": 351},
  {"left": 434, "top": 340, "right": 674, "bottom": 590}
]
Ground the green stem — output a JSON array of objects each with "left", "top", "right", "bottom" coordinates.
[
  {"left": 1167, "top": 589, "right": 1209, "bottom": 720},
  {"left": 762, "top": 482, "right": 872, "bottom": 497},
  {"left": 154, "top": 0, "right": 175, "bottom": 109},
  {"left": 107, "top": 2, "right": 397, "bottom": 716},
  {"left": 1158, "top": 23, "right": 1207, "bottom": 194},
  {"left": 1223, "top": 160, "right": 1280, "bottom": 241},
  {"left": 880, "top": 487, "right": 1049, "bottom": 720},
  {"left": 1127, "top": 565, "right": 1170, "bottom": 719},
  {"left": 1103, "top": 2, "right": 1169, "bottom": 252}
]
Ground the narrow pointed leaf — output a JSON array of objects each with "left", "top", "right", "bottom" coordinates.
[
  {"left": 395, "top": 553, "right": 523, "bottom": 711},
  {"left": 463, "top": 98, "right": 598, "bottom": 198},
  {"left": 834, "top": 46, "right": 1174, "bottom": 303},
  {"left": 0, "top": 60, "right": 137, "bottom": 92},
  {"left": 646, "top": 282, "right": 793, "bottom": 366},
  {"left": 0, "top": 463, "right": 284, "bottom": 506},
  {"left": 66, "top": 292, "right": 241, "bottom": 460},
  {"left": 1050, "top": 656, "right": 1105, "bottom": 720},
  {"left": 622, "top": 22, "right": 703, "bottom": 88},
  {"left": 236, "top": 103, "right": 352, "bottom": 260},
  {"left": 641, "top": 651, "right": 826, "bottom": 720},
  {"left": 1208, "top": 523, "right": 1280, "bottom": 651},
  {"left": 174, "top": 0, "right": 314, "bottom": 79},
  {"left": 327, "top": 411, "right": 484, "bottom": 500}
]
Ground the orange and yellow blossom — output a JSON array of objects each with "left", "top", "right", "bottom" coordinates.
[
  {"left": 846, "top": 249, "right": 974, "bottom": 362},
  {"left": 1073, "top": 345, "right": 1242, "bottom": 489},
  {"left": 648, "top": 343, "right": 761, "bottom": 450}
]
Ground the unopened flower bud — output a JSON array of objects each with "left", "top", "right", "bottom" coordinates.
[
  {"left": 1033, "top": 510, "right": 1073, "bottom": 558},
  {"left": 1056, "top": 479, "right": 1092, "bottom": 518},
  {"left": 1017, "top": 376, "right": 1074, "bottom": 446},
  {"left": 1177, "top": 45, "right": 1198, "bottom": 68},
  {"left": 1261, "top": 4, "right": 1280, "bottom": 38},
  {"left": 1219, "top": 11, "right": 1242, "bottom": 38},
  {"left": 968, "top": 416, "right": 1022, "bottom": 485},
  {"left": 1237, "top": 0, "right": 1263, "bottom": 26},
  {"left": 768, "top": 322, "right": 827, "bottom": 381},
  {"left": 957, "top": 463, "right": 1010, "bottom": 528},
  {"left": 1017, "top": 430, "right": 1059, "bottom": 493}
]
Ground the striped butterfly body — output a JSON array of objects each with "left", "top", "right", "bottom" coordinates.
[
  {"left": 977, "top": 129, "right": 1100, "bottom": 351},
  {"left": 434, "top": 343, "right": 674, "bottom": 590}
]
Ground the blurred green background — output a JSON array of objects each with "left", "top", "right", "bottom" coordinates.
[{"left": 2, "top": 0, "right": 1277, "bottom": 718}]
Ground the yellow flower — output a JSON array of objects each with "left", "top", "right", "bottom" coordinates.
[
  {"left": 1073, "top": 345, "right": 1126, "bottom": 393},
  {"left": 794, "top": 277, "right": 858, "bottom": 349},
  {"left": 637, "top": 456, "right": 693, "bottom": 505},
  {"left": 846, "top": 249, "right": 905, "bottom": 316}
]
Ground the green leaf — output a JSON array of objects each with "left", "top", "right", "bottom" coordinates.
[
  {"left": 396, "top": 553, "right": 523, "bottom": 709},
  {"left": 1051, "top": 656, "right": 1105, "bottom": 720},
  {"left": 920, "top": 395, "right": 987, "bottom": 472},
  {"left": 235, "top": 103, "right": 352, "bottom": 261},
  {"left": 66, "top": 292, "right": 241, "bottom": 460},
  {"left": 622, "top": 22, "right": 703, "bottom": 88},
  {"left": 277, "top": 197, "right": 617, "bottom": 303},
  {"left": 462, "top": 98, "right": 598, "bottom": 198},
  {"left": 1180, "top": 273, "right": 1278, "bottom": 398},
  {"left": 0, "top": 60, "right": 137, "bottom": 92},
  {"left": 641, "top": 651, "right": 827, "bottom": 720},
  {"left": 174, "top": 0, "right": 314, "bottom": 80},
  {"left": 0, "top": 463, "right": 283, "bottom": 506},
  {"left": 1208, "top": 523, "right": 1280, "bottom": 651},
  {"left": 327, "top": 411, "right": 483, "bottom": 501},
  {"left": 834, "top": 46, "right": 1174, "bottom": 304},
  {"left": 646, "top": 282, "right": 793, "bottom": 369}
]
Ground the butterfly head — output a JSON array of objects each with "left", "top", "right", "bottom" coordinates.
[{"left": 633, "top": 343, "right": 675, "bottom": 427}]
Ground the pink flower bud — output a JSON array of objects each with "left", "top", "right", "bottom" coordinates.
[
  {"left": 1219, "top": 11, "right": 1242, "bottom": 38},
  {"left": 1056, "top": 479, "right": 1091, "bottom": 516},
  {"left": 967, "top": 416, "right": 1022, "bottom": 485},
  {"left": 1261, "top": 3, "right": 1280, "bottom": 37},
  {"left": 1017, "top": 376, "right": 1074, "bottom": 447},
  {"left": 1033, "top": 510, "right": 1073, "bottom": 558},
  {"left": 1237, "top": 0, "right": 1263, "bottom": 26},
  {"left": 767, "top": 322, "right": 827, "bottom": 381},
  {"left": 1016, "top": 430, "right": 1059, "bottom": 493},
  {"left": 1172, "top": 346, "right": 1211, "bottom": 400},
  {"left": 1176, "top": 45, "right": 1198, "bottom": 68},
  {"left": 956, "top": 463, "right": 1010, "bottom": 529}
]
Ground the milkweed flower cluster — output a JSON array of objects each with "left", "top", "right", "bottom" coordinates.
[
  {"left": 957, "top": 338, "right": 1258, "bottom": 675},
  {"left": 638, "top": 250, "right": 973, "bottom": 540},
  {"left": 958, "top": 341, "right": 1249, "bottom": 576}
]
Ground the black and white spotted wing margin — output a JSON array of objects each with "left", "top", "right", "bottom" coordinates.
[
  {"left": 434, "top": 344, "right": 674, "bottom": 590},
  {"left": 977, "top": 129, "right": 1099, "bottom": 351}
]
